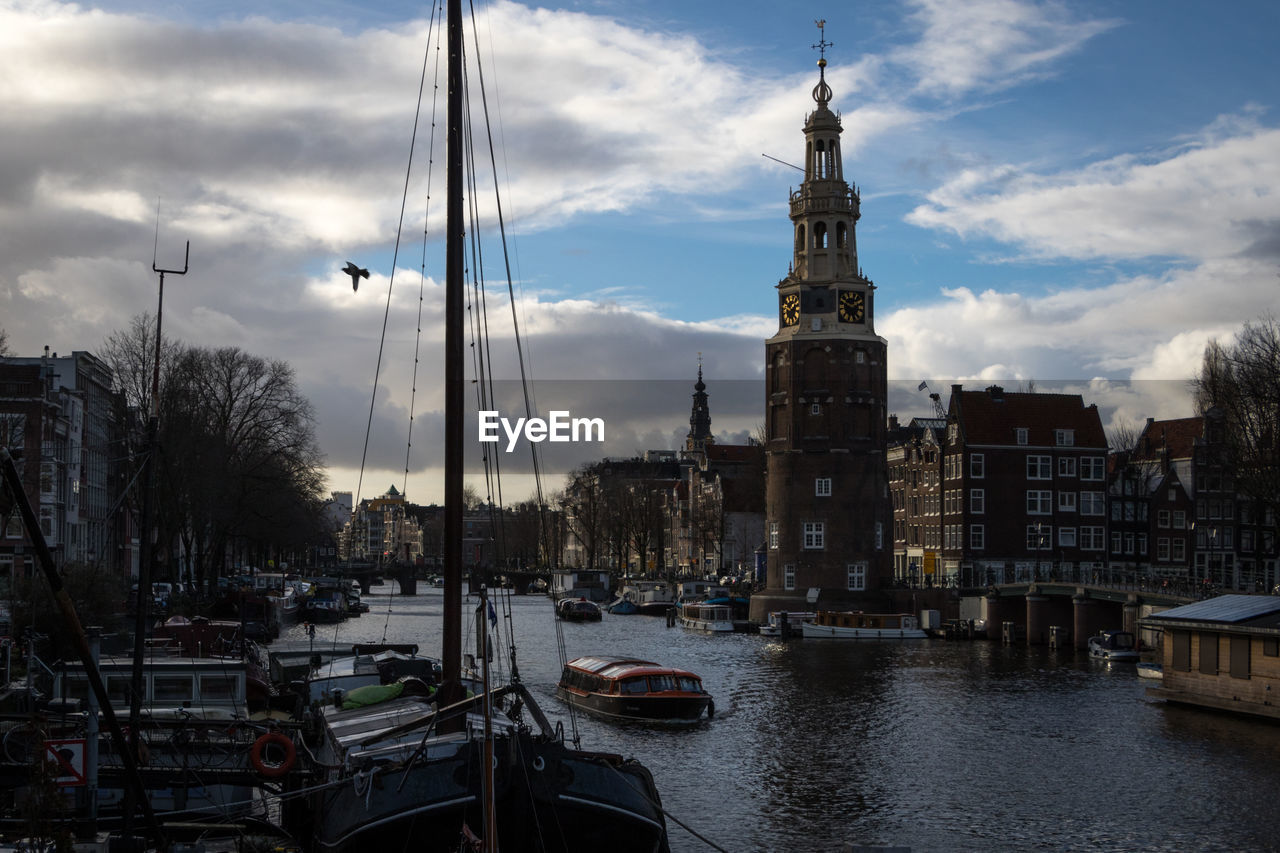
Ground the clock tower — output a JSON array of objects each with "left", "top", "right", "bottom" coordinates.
[{"left": 750, "top": 30, "right": 891, "bottom": 621}]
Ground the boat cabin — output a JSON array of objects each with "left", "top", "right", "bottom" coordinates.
[{"left": 556, "top": 655, "right": 712, "bottom": 722}]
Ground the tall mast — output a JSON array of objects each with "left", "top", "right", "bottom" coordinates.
[{"left": 440, "top": 0, "right": 464, "bottom": 707}]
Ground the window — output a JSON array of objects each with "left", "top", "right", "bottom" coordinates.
[
  {"left": 1172, "top": 539, "right": 1186, "bottom": 561},
  {"left": 970, "top": 454, "right": 984, "bottom": 479},
  {"left": 875, "top": 521, "right": 883, "bottom": 551},
  {"left": 855, "top": 351, "right": 866, "bottom": 364},
  {"left": 815, "top": 478, "right": 832, "bottom": 497},
  {"left": 811, "top": 402, "right": 821, "bottom": 415},
  {"left": 769, "top": 522, "right": 779, "bottom": 550},
  {"left": 1016, "top": 427, "right": 1028, "bottom": 445},
  {"left": 1027, "top": 490, "right": 1052, "bottom": 514},
  {"left": 1080, "top": 492, "right": 1105, "bottom": 516},
  {"left": 1172, "top": 631, "right": 1191, "bottom": 672},
  {"left": 1173, "top": 510, "right": 1186, "bottom": 529},
  {"left": 803, "top": 522, "right": 825, "bottom": 550},
  {"left": 153, "top": 676, "right": 194, "bottom": 703},
  {"left": 1157, "top": 537, "right": 1170, "bottom": 561},
  {"left": 1124, "top": 532, "right": 1135, "bottom": 555},
  {"left": 1027, "top": 525, "right": 1051, "bottom": 550},
  {"left": 1264, "top": 637, "right": 1279, "bottom": 658},
  {"left": 1080, "top": 457, "right": 1106, "bottom": 481},
  {"left": 1080, "top": 526, "right": 1105, "bottom": 551},
  {"left": 970, "top": 489, "right": 985, "bottom": 514},
  {"left": 1055, "top": 429, "right": 1075, "bottom": 447},
  {"left": 783, "top": 564, "right": 796, "bottom": 591},
  {"left": 970, "top": 524, "right": 985, "bottom": 549},
  {"left": 1158, "top": 509, "right": 1170, "bottom": 528},
  {"left": 847, "top": 562, "right": 866, "bottom": 591},
  {"left": 1059, "top": 491, "right": 1077, "bottom": 512},
  {"left": 1027, "top": 455, "right": 1052, "bottom": 480},
  {"left": 1138, "top": 533, "right": 1147, "bottom": 555},
  {"left": 1111, "top": 532, "right": 1122, "bottom": 554},
  {"left": 1058, "top": 457, "right": 1077, "bottom": 477},
  {"left": 1199, "top": 633, "right": 1219, "bottom": 675},
  {"left": 1059, "top": 527, "right": 1077, "bottom": 548}
]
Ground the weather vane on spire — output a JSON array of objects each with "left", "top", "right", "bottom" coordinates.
[
  {"left": 812, "top": 19, "right": 832, "bottom": 66},
  {"left": 810, "top": 19, "right": 834, "bottom": 106}
]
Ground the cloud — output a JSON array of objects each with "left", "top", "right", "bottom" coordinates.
[
  {"left": 892, "top": 0, "right": 1118, "bottom": 97},
  {"left": 905, "top": 117, "right": 1280, "bottom": 263}
]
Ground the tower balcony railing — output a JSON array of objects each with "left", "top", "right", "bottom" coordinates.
[{"left": 790, "top": 190, "right": 859, "bottom": 218}]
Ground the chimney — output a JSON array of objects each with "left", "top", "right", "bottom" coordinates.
[
  {"left": 987, "top": 385, "right": 1004, "bottom": 402},
  {"left": 888, "top": 414, "right": 899, "bottom": 431}
]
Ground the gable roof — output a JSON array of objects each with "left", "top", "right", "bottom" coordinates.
[
  {"left": 1134, "top": 416, "right": 1202, "bottom": 462},
  {"left": 951, "top": 386, "right": 1107, "bottom": 448}
]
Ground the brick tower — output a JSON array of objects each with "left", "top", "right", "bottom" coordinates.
[{"left": 750, "top": 32, "right": 891, "bottom": 620}]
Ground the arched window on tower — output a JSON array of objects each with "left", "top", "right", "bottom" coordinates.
[
  {"left": 823, "top": 138, "right": 835, "bottom": 179},
  {"left": 836, "top": 222, "right": 848, "bottom": 249},
  {"left": 771, "top": 352, "right": 785, "bottom": 393},
  {"left": 796, "top": 224, "right": 806, "bottom": 254},
  {"left": 814, "top": 139, "right": 827, "bottom": 178},
  {"left": 813, "top": 222, "right": 828, "bottom": 249}
]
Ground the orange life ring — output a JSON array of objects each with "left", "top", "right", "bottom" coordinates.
[{"left": 250, "top": 732, "right": 296, "bottom": 778}]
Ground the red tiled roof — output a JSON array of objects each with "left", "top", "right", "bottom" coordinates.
[
  {"left": 952, "top": 388, "right": 1106, "bottom": 448},
  {"left": 704, "top": 443, "right": 763, "bottom": 463},
  {"left": 1134, "top": 416, "right": 1202, "bottom": 461}
]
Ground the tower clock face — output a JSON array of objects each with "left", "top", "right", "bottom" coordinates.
[
  {"left": 838, "top": 290, "right": 865, "bottom": 323},
  {"left": 780, "top": 293, "right": 800, "bottom": 326}
]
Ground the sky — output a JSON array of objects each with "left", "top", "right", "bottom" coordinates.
[{"left": 2, "top": 0, "right": 1279, "bottom": 505}]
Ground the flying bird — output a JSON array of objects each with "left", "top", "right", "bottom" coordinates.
[{"left": 343, "top": 262, "right": 370, "bottom": 291}]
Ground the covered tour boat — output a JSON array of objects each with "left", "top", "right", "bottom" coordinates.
[
  {"left": 557, "top": 596, "right": 603, "bottom": 622},
  {"left": 800, "top": 611, "right": 927, "bottom": 639},
  {"left": 677, "top": 601, "right": 734, "bottom": 633},
  {"left": 557, "top": 656, "right": 713, "bottom": 723}
]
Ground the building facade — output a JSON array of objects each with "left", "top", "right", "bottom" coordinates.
[{"left": 940, "top": 385, "right": 1110, "bottom": 588}]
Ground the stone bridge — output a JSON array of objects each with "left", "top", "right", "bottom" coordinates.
[{"left": 983, "top": 582, "right": 1196, "bottom": 649}]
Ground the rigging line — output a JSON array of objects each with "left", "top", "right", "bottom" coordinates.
[
  {"left": 354, "top": 0, "right": 436, "bottom": 510},
  {"left": 460, "top": 61, "right": 510, "bottom": 572},
  {"left": 465, "top": 0, "right": 547, "bottom": 567},
  {"left": 402, "top": 0, "right": 446, "bottom": 499}
]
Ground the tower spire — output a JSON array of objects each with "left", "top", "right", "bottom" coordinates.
[{"left": 811, "top": 19, "right": 833, "bottom": 108}]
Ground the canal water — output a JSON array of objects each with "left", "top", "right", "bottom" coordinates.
[{"left": 278, "top": 587, "right": 1280, "bottom": 852}]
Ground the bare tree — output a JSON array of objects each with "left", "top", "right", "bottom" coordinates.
[
  {"left": 0, "top": 327, "right": 9, "bottom": 356},
  {"left": 1194, "top": 316, "right": 1280, "bottom": 555},
  {"left": 1107, "top": 418, "right": 1142, "bottom": 454}
]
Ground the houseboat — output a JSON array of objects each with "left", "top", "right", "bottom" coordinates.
[
  {"left": 677, "top": 601, "right": 734, "bottom": 633},
  {"left": 548, "top": 568, "right": 611, "bottom": 602},
  {"left": 1087, "top": 629, "right": 1139, "bottom": 661},
  {"left": 555, "top": 597, "right": 603, "bottom": 622},
  {"left": 800, "top": 611, "right": 927, "bottom": 639},
  {"left": 556, "top": 655, "right": 713, "bottom": 723},
  {"left": 619, "top": 579, "right": 676, "bottom": 615}
]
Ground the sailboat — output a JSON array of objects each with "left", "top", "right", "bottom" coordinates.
[{"left": 300, "top": 3, "right": 670, "bottom": 851}]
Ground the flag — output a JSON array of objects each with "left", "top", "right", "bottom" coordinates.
[
  {"left": 917, "top": 380, "right": 928, "bottom": 392},
  {"left": 487, "top": 600, "right": 498, "bottom": 628}
]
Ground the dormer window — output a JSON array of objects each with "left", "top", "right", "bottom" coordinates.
[
  {"left": 1056, "top": 429, "right": 1074, "bottom": 447},
  {"left": 1015, "top": 427, "right": 1028, "bottom": 445}
]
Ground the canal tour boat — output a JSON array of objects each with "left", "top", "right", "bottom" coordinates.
[
  {"left": 800, "top": 611, "right": 927, "bottom": 639},
  {"left": 557, "top": 656, "right": 714, "bottom": 723},
  {"left": 677, "top": 601, "right": 734, "bottom": 633},
  {"left": 556, "top": 596, "right": 604, "bottom": 622},
  {"left": 1088, "top": 630, "right": 1140, "bottom": 661}
]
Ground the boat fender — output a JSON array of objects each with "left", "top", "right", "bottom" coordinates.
[
  {"left": 532, "top": 755, "right": 545, "bottom": 772},
  {"left": 250, "top": 732, "right": 297, "bottom": 778},
  {"left": 707, "top": 699, "right": 715, "bottom": 719}
]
